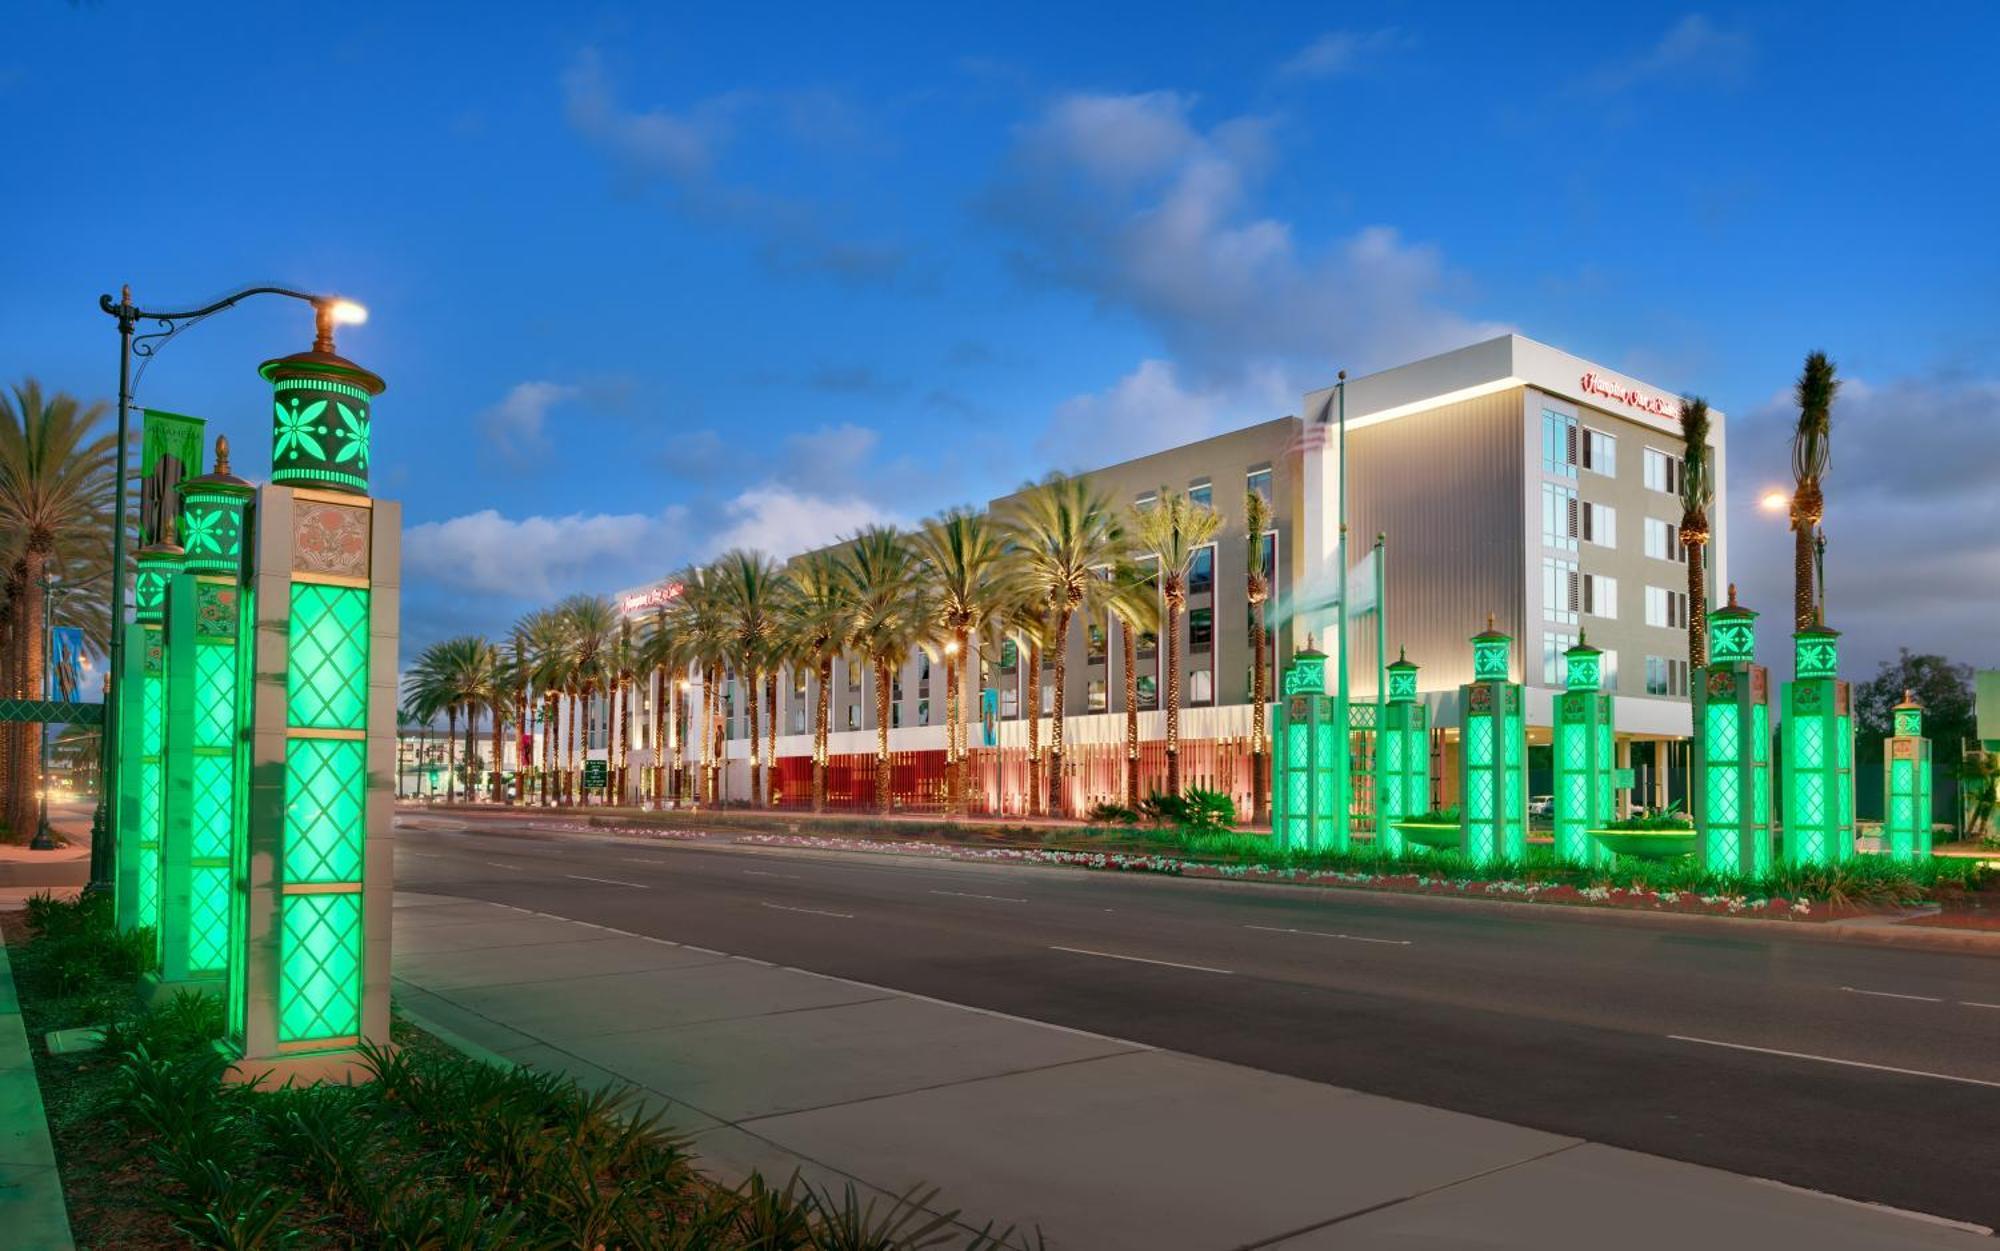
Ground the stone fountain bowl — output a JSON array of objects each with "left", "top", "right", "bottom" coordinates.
[
  {"left": 1589, "top": 829, "right": 1697, "bottom": 861},
  {"left": 1393, "top": 822, "right": 1462, "bottom": 851}
]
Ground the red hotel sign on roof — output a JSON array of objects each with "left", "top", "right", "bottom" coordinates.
[
  {"left": 1578, "top": 372, "right": 1675, "bottom": 420},
  {"left": 620, "top": 582, "right": 684, "bottom": 615}
]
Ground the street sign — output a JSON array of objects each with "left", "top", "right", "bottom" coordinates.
[
  {"left": 584, "top": 758, "right": 609, "bottom": 790},
  {"left": 1612, "top": 767, "right": 1637, "bottom": 788}
]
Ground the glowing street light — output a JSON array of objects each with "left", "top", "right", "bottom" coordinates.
[
  {"left": 1759, "top": 488, "right": 1790, "bottom": 513},
  {"left": 328, "top": 299, "right": 368, "bottom": 325}
]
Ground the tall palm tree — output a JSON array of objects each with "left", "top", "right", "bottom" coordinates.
[
  {"left": 715, "top": 550, "right": 780, "bottom": 806},
  {"left": 555, "top": 594, "right": 618, "bottom": 804},
  {"left": 1129, "top": 490, "right": 1221, "bottom": 797},
  {"left": 840, "top": 526, "right": 928, "bottom": 814},
  {"left": 1677, "top": 396, "right": 1715, "bottom": 670},
  {"left": 1106, "top": 561, "right": 1161, "bottom": 811},
  {"left": 0, "top": 381, "right": 115, "bottom": 839},
  {"left": 1244, "top": 488, "right": 1274, "bottom": 824},
  {"left": 666, "top": 568, "right": 729, "bottom": 804},
  {"left": 777, "top": 549, "right": 854, "bottom": 812},
  {"left": 517, "top": 607, "right": 568, "bottom": 805},
  {"left": 913, "top": 509, "right": 1015, "bottom": 815},
  {"left": 610, "top": 616, "right": 635, "bottom": 803},
  {"left": 636, "top": 606, "right": 681, "bottom": 806},
  {"left": 993, "top": 594, "right": 1052, "bottom": 815},
  {"left": 403, "top": 635, "right": 492, "bottom": 804},
  {"left": 1003, "top": 474, "right": 1126, "bottom": 816},
  {"left": 1790, "top": 351, "right": 1838, "bottom": 631}
]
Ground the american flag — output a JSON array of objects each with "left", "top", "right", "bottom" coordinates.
[{"left": 1287, "top": 418, "right": 1334, "bottom": 457}]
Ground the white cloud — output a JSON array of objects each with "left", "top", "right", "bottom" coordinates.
[
  {"left": 990, "top": 90, "right": 1505, "bottom": 380},
  {"left": 1723, "top": 370, "right": 2000, "bottom": 675},
  {"left": 707, "top": 485, "right": 900, "bottom": 559},
  {"left": 561, "top": 48, "right": 732, "bottom": 183},
  {"left": 1039, "top": 359, "right": 1294, "bottom": 470},
  {"left": 404, "top": 506, "right": 689, "bottom": 600},
  {"left": 1584, "top": 15, "right": 1754, "bottom": 94},
  {"left": 479, "top": 381, "right": 578, "bottom": 463},
  {"left": 1277, "top": 28, "right": 1410, "bottom": 80}
]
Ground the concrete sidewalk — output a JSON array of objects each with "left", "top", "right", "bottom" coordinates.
[{"left": 391, "top": 891, "right": 1990, "bottom": 1250}]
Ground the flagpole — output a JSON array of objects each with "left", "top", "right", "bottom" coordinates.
[
  {"left": 1374, "top": 532, "right": 1387, "bottom": 711},
  {"left": 1335, "top": 374, "right": 1349, "bottom": 837}
]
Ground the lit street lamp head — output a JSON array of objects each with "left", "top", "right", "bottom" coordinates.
[
  {"left": 1759, "top": 488, "right": 1790, "bottom": 513},
  {"left": 311, "top": 298, "right": 368, "bottom": 354}
]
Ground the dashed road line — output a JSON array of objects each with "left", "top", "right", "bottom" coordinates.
[
  {"left": 565, "top": 874, "right": 649, "bottom": 889},
  {"left": 1245, "top": 923, "right": 1411, "bottom": 946},
  {"left": 930, "top": 889, "right": 1029, "bottom": 903},
  {"left": 761, "top": 902, "right": 854, "bottom": 919},
  {"left": 1049, "top": 945, "right": 1233, "bottom": 975},
  {"left": 1668, "top": 1035, "right": 2000, "bottom": 1089}
]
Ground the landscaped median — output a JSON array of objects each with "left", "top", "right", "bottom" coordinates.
[
  {"left": 2, "top": 892, "right": 1032, "bottom": 1250},
  {"left": 711, "top": 827, "right": 1999, "bottom": 926}
]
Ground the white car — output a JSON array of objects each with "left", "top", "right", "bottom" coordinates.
[{"left": 1527, "top": 795, "right": 1555, "bottom": 818}]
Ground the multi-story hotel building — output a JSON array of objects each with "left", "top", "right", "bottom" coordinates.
[{"left": 535, "top": 333, "right": 1725, "bottom": 817}]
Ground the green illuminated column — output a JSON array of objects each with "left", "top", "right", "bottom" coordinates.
[
  {"left": 235, "top": 336, "right": 394, "bottom": 1084},
  {"left": 1272, "top": 643, "right": 1348, "bottom": 852},
  {"left": 1692, "top": 586, "right": 1773, "bottom": 875},
  {"left": 1882, "top": 693, "right": 1932, "bottom": 862},
  {"left": 117, "top": 536, "right": 184, "bottom": 936},
  {"left": 156, "top": 441, "right": 254, "bottom": 991},
  {"left": 1373, "top": 650, "right": 1428, "bottom": 855},
  {"left": 1552, "top": 636, "right": 1615, "bottom": 865},
  {"left": 1458, "top": 621, "right": 1526, "bottom": 866},
  {"left": 1781, "top": 622, "right": 1853, "bottom": 868}
]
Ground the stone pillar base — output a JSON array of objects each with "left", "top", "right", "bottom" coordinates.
[{"left": 225, "top": 1045, "right": 392, "bottom": 1089}]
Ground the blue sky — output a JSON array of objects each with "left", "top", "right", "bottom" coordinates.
[{"left": 4, "top": 3, "right": 1996, "bottom": 674}]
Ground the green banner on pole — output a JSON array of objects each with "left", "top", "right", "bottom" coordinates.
[{"left": 140, "top": 408, "right": 207, "bottom": 545}]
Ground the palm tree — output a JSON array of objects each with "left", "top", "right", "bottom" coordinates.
[
  {"left": 1677, "top": 396, "right": 1715, "bottom": 670},
  {"left": 913, "top": 509, "right": 1015, "bottom": 815},
  {"left": 1244, "top": 488, "right": 1274, "bottom": 824},
  {"left": 555, "top": 594, "right": 618, "bottom": 804},
  {"left": 1106, "top": 561, "right": 1161, "bottom": 811},
  {"left": 777, "top": 549, "right": 854, "bottom": 812},
  {"left": 517, "top": 607, "right": 568, "bottom": 805},
  {"left": 666, "top": 568, "right": 729, "bottom": 804},
  {"left": 0, "top": 381, "right": 115, "bottom": 840},
  {"left": 1790, "top": 352, "right": 1838, "bottom": 631},
  {"left": 403, "top": 635, "right": 492, "bottom": 804},
  {"left": 840, "top": 526, "right": 929, "bottom": 814},
  {"left": 1129, "top": 490, "right": 1221, "bottom": 797},
  {"left": 715, "top": 550, "right": 780, "bottom": 806},
  {"left": 1003, "top": 474, "right": 1126, "bottom": 816},
  {"left": 992, "top": 594, "right": 1052, "bottom": 815},
  {"left": 636, "top": 606, "right": 682, "bottom": 806}
]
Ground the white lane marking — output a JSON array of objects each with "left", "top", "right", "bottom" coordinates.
[
  {"left": 1667, "top": 1035, "right": 2000, "bottom": 1089},
  {"left": 744, "top": 869, "right": 802, "bottom": 879},
  {"left": 484, "top": 862, "right": 523, "bottom": 871},
  {"left": 930, "top": 889, "right": 1029, "bottom": 903},
  {"left": 1840, "top": 986, "right": 1943, "bottom": 1003},
  {"left": 1245, "top": 923, "right": 1411, "bottom": 946},
  {"left": 1049, "top": 945, "right": 1233, "bottom": 975},
  {"left": 565, "top": 874, "right": 649, "bottom": 889},
  {"left": 761, "top": 902, "right": 853, "bottom": 919},
  {"left": 619, "top": 857, "right": 668, "bottom": 865},
  {"left": 1960, "top": 1001, "right": 2000, "bottom": 1011},
  {"left": 407, "top": 851, "right": 443, "bottom": 858}
]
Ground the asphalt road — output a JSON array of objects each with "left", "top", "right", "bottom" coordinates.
[{"left": 395, "top": 810, "right": 2000, "bottom": 1231}]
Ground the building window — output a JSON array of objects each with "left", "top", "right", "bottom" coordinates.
[
  {"left": 1189, "top": 546, "right": 1214, "bottom": 596},
  {"left": 1600, "top": 649, "right": 1619, "bottom": 689},
  {"left": 892, "top": 702, "right": 903, "bottom": 729},
  {"left": 791, "top": 709, "right": 806, "bottom": 734},
  {"left": 1582, "top": 573, "right": 1617, "bottom": 619},
  {"left": 1087, "top": 620, "right": 1107, "bottom": 665},
  {"left": 1001, "top": 687, "right": 1018, "bottom": 719},
  {"left": 1188, "top": 668, "right": 1214, "bottom": 705},
  {"left": 1040, "top": 682, "right": 1054, "bottom": 715},
  {"left": 846, "top": 703, "right": 860, "bottom": 730},
  {"left": 1582, "top": 428, "right": 1617, "bottom": 476},
  {"left": 1643, "top": 447, "right": 1682, "bottom": 495},
  {"left": 1188, "top": 606, "right": 1214, "bottom": 651},
  {"left": 1580, "top": 501, "right": 1616, "bottom": 548},
  {"left": 1135, "top": 490, "right": 1157, "bottom": 511},
  {"left": 1137, "top": 674, "right": 1158, "bottom": 710},
  {"left": 917, "top": 699, "right": 929, "bottom": 726},
  {"left": 917, "top": 652, "right": 930, "bottom": 680},
  {"left": 1645, "top": 586, "right": 1689, "bottom": 629},
  {"left": 847, "top": 663, "right": 861, "bottom": 692},
  {"left": 1645, "top": 656, "right": 1689, "bottom": 697},
  {"left": 1138, "top": 629, "right": 1158, "bottom": 660},
  {"left": 1542, "top": 632, "right": 1578, "bottom": 685},
  {"left": 1542, "top": 483, "right": 1578, "bottom": 551},
  {"left": 1541, "top": 410, "right": 1578, "bottom": 478},
  {"left": 792, "top": 667, "right": 807, "bottom": 696},
  {"left": 1087, "top": 679, "right": 1107, "bottom": 711},
  {"left": 1543, "top": 556, "right": 1579, "bottom": 626},
  {"left": 1644, "top": 517, "right": 1685, "bottom": 563},
  {"left": 1247, "top": 465, "right": 1272, "bottom": 502},
  {"left": 1188, "top": 477, "right": 1212, "bottom": 509}
]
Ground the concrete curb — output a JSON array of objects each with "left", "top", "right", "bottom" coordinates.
[{"left": 0, "top": 930, "right": 76, "bottom": 1250}]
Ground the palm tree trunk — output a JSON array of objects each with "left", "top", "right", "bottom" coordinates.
[
  {"left": 565, "top": 688, "right": 579, "bottom": 806},
  {"left": 953, "top": 633, "right": 970, "bottom": 815},
  {"left": 542, "top": 695, "right": 557, "bottom": 805},
  {"left": 1164, "top": 595, "right": 1183, "bottom": 797},
  {"left": 445, "top": 706, "right": 459, "bottom": 803},
  {"left": 814, "top": 657, "right": 831, "bottom": 812},
  {"left": 1049, "top": 607, "right": 1071, "bottom": 817},
  {"left": 463, "top": 702, "right": 477, "bottom": 805},
  {"left": 651, "top": 670, "right": 665, "bottom": 808},
  {"left": 1123, "top": 620, "right": 1140, "bottom": 811},
  {"left": 874, "top": 657, "right": 893, "bottom": 814},
  {"left": 765, "top": 671, "right": 778, "bottom": 807},
  {"left": 1793, "top": 514, "right": 1817, "bottom": 631},
  {"left": 1025, "top": 642, "right": 1041, "bottom": 817},
  {"left": 1686, "top": 537, "right": 1708, "bottom": 669},
  {"left": 747, "top": 664, "right": 763, "bottom": 808},
  {"left": 490, "top": 702, "right": 504, "bottom": 803},
  {"left": 12, "top": 552, "right": 47, "bottom": 839},
  {"left": 1250, "top": 595, "right": 1268, "bottom": 825}
]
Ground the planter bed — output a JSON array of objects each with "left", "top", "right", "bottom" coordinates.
[{"left": 733, "top": 833, "right": 1916, "bottom": 923}]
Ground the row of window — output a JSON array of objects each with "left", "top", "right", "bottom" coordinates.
[
  {"left": 1136, "top": 465, "right": 1275, "bottom": 514},
  {"left": 1541, "top": 410, "right": 1685, "bottom": 496}
]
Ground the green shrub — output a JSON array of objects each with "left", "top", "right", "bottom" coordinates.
[{"left": 1086, "top": 802, "right": 1141, "bottom": 826}]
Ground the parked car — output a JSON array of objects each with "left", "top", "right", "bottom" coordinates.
[{"left": 1528, "top": 794, "right": 1555, "bottom": 818}]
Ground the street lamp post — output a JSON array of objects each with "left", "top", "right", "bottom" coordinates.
[{"left": 92, "top": 285, "right": 364, "bottom": 892}]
